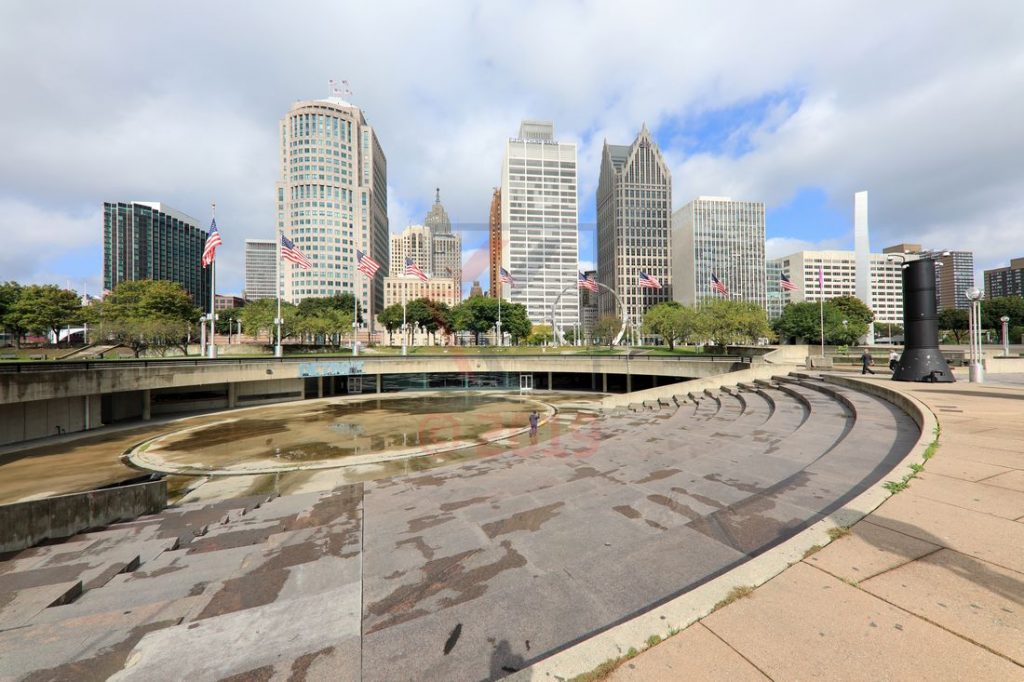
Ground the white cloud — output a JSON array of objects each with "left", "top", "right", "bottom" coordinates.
[{"left": 1, "top": 0, "right": 1022, "bottom": 292}]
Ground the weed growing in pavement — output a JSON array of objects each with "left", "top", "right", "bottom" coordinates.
[
  {"left": 827, "top": 526, "right": 851, "bottom": 541},
  {"left": 645, "top": 634, "right": 662, "bottom": 648},
  {"left": 714, "top": 585, "right": 754, "bottom": 610},
  {"left": 803, "top": 544, "right": 823, "bottom": 559},
  {"left": 884, "top": 479, "right": 909, "bottom": 493}
]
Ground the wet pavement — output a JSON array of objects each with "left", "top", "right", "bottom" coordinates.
[{"left": 0, "top": 378, "right": 920, "bottom": 680}]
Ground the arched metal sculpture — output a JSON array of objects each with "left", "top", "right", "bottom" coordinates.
[{"left": 549, "top": 281, "right": 628, "bottom": 346}]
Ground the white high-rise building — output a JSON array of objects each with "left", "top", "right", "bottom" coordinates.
[
  {"left": 244, "top": 239, "right": 278, "bottom": 300},
  {"left": 390, "top": 225, "right": 433, "bottom": 275},
  {"left": 276, "top": 95, "right": 388, "bottom": 325},
  {"left": 773, "top": 250, "right": 916, "bottom": 325},
  {"left": 671, "top": 197, "right": 767, "bottom": 309},
  {"left": 500, "top": 121, "right": 579, "bottom": 330}
]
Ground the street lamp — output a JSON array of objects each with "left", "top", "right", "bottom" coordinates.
[
  {"left": 352, "top": 320, "right": 359, "bottom": 357},
  {"left": 1001, "top": 315, "right": 1011, "bottom": 357},
  {"left": 199, "top": 314, "right": 208, "bottom": 355},
  {"left": 965, "top": 287, "right": 984, "bottom": 383}
]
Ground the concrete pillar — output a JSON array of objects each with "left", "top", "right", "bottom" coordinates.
[
  {"left": 317, "top": 377, "right": 324, "bottom": 398},
  {"left": 84, "top": 395, "right": 90, "bottom": 430},
  {"left": 602, "top": 373, "right": 608, "bottom": 393},
  {"left": 228, "top": 382, "right": 237, "bottom": 408},
  {"left": 591, "top": 373, "right": 597, "bottom": 391},
  {"left": 142, "top": 390, "right": 151, "bottom": 421},
  {"left": 626, "top": 373, "right": 632, "bottom": 394},
  {"left": 547, "top": 371, "right": 553, "bottom": 391},
  {"left": 376, "top": 373, "right": 382, "bottom": 394}
]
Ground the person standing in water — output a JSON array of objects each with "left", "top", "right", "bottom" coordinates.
[{"left": 529, "top": 411, "right": 539, "bottom": 438}]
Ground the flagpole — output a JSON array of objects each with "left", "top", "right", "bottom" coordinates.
[
  {"left": 401, "top": 279, "right": 407, "bottom": 356},
  {"left": 208, "top": 202, "right": 217, "bottom": 359},
  {"left": 352, "top": 271, "right": 359, "bottom": 357},
  {"left": 497, "top": 291, "right": 502, "bottom": 347},
  {"left": 275, "top": 233, "right": 283, "bottom": 358}
]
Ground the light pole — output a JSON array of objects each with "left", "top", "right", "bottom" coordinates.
[
  {"left": 352, "top": 320, "right": 359, "bottom": 357},
  {"left": 274, "top": 316, "right": 284, "bottom": 358},
  {"left": 1001, "top": 315, "right": 1011, "bottom": 357},
  {"left": 966, "top": 287, "right": 984, "bottom": 383},
  {"left": 199, "top": 314, "right": 208, "bottom": 355}
]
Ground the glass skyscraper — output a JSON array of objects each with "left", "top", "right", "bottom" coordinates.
[{"left": 102, "top": 201, "right": 211, "bottom": 310}]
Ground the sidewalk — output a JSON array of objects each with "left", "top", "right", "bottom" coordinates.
[{"left": 609, "top": 378, "right": 1024, "bottom": 681}]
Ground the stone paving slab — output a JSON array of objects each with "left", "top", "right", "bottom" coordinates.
[
  {"left": 0, "top": 580, "right": 81, "bottom": 631},
  {"left": 701, "top": 562, "right": 1023, "bottom": 681},
  {"left": 609, "top": 623, "right": 769, "bottom": 681},
  {"left": 909, "top": 471, "right": 1024, "bottom": 519},
  {"left": 804, "top": 519, "right": 941, "bottom": 583},
  {"left": 109, "top": 585, "right": 361, "bottom": 681},
  {"left": 860, "top": 548, "right": 1024, "bottom": 665},
  {"left": 983, "top": 469, "right": 1024, "bottom": 493},
  {"left": 0, "top": 596, "right": 203, "bottom": 681},
  {"left": 870, "top": 493, "right": 1024, "bottom": 574}
]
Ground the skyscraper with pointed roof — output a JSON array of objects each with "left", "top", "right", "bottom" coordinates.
[
  {"left": 425, "top": 188, "right": 461, "bottom": 285},
  {"left": 596, "top": 125, "right": 672, "bottom": 328}
]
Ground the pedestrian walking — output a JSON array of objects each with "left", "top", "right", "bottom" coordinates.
[
  {"left": 888, "top": 349, "right": 900, "bottom": 372},
  {"left": 529, "top": 411, "right": 539, "bottom": 438},
  {"left": 861, "top": 349, "right": 876, "bottom": 375}
]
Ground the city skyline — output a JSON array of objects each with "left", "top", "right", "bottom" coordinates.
[{"left": 1, "top": 2, "right": 1022, "bottom": 300}]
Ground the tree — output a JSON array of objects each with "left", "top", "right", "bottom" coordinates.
[
  {"left": 239, "top": 298, "right": 298, "bottom": 345},
  {"left": 774, "top": 302, "right": 822, "bottom": 343},
  {"left": 527, "top": 324, "right": 553, "bottom": 346},
  {"left": 592, "top": 315, "right": 622, "bottom": 348},
  {"left": 501, "top": 302, "right": 531, "bottom": 344},
  {"left": 8, "top": 284, "right": 82, "bottom": 346},
  {"left": 982, "top": 296, "right": 1024, "bottom": 330},
  {"left": 698, "top": 299, "right": 772, "bottom": 347},
  {"left": 90, "top": 280, "right": 200, "bottom": 356},
  {"left": 829, "top": 295, "right": 874, "bottom": 325},
  {"left": 451, "top": 295, "right": 499, "bottom": 345},
  {"left": 0, "top": 281, "right": 26, "bottom": 348},
  {"left": 378, "top": 304, "right": 404, "bottom": 345},
  {"left": 215, "top": 307, "right": 242, "bottom": 335},
  {"left": 937, "top": 308, "right": 970, "bottom": 343},
  {"left": 642, "top": 301, "right": 699, "bottom": 350}
]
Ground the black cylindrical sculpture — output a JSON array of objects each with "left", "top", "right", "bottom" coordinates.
[{"left": 892, "top": 258, "right": 955, "bottom": 382}]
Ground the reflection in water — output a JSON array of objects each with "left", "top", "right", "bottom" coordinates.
[{"left": 147, "top": 395, "right": 537, "bottom": 468}]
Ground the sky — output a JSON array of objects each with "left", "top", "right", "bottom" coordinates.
[{"left": 1, "top": 1, "right": 1022, "bottom": 298}]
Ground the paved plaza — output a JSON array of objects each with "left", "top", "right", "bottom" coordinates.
[
  {"left": 608, "top": 376, "right": 1024, "bottom": 682},
  {"left": 0, "top": 375, "right": 922, "bottom": 680}
]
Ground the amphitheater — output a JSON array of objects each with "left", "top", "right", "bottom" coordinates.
[{"left": 0, "top": 350, "right": 944, "bottom": 682}]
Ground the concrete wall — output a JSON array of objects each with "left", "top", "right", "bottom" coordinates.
[
  {"left": 234, "top": 378, "right": 305, "bottom": 406},
  {"left": 601, "top": 364, "right": 799, "bottom": 408},
  {"left": 0, "top": 479, "right": 167, "bottom": 553},
  {"left": 0, "top": 395, "right": 102, "bottom": 446}
]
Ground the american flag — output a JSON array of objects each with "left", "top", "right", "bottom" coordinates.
[
  {"left": 281, "top": 234, "right": 312, "bottom": 270},
  {"left": 578, "top": 271, "right": 598, "bottom": 292},
  {"left": 638, "top": 271, "right": 662, "bottom": 289},
  {"left": 780, "top": 272, "right": 799, "bottom": 291},
  {"left": 201, "top": 218, "right": 222, "bottom": 267},
  {"left": 711, "top": 274, "right": 729, "bottom": 295},
  {"left": 499, "top": 267, "right": 515, "bottom": 286},
  {"left": 356, "top": 250, "right": 380, "bottom": 278},
  {"left": 405, "top": 257, "right": 429, "bottom": 281}
]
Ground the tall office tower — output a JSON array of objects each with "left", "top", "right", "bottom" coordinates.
[
  {"left": 424, "top": 189, "right": 462, "bottom": 285},
  {"left": 935, "top": 251, "right": 975, "bottom": 310},
  {"left": 276, "top": 95, "right": 388, "bottom": 326},
  {"left": 596, "top": 125, "right": 672, "bottom": 325},
  {"left": 488, "top": 188, "right": 501, "bottom": 297},
  {"left": 500, "top": 121, "right": 579, "bottom": 329},
  {"left": 671, "top": 197, "right": 766, "bottom": 309},
  {"left": 984, "top": 257, "right": 1024, "bottom": 298},
  {"left": 103, "top": 201, "right": 211, "bottom": 310},
  {"left": 775, "top": 249, "right": 914, "bottom": 326},
  {"left": 766, "top": 258, "right": 784, "bottom": 319},
  {"left": 244, "top": 239, "right": 277, "bottom": 300},
  {"left": 389, "top": 225, "right": 433, "bottom": 275}
]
